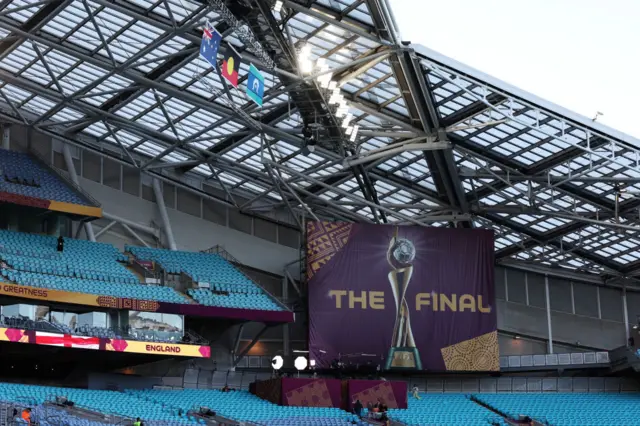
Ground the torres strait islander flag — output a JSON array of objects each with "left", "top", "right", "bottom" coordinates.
[{"left": 221, "top": 45, "right": 242, "bottom": 88}]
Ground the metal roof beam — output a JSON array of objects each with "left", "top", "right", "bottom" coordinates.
[
  {"left": 486, "top": 213, "right": 622, "bottom": 273},
  {"left": 385, "top": 51, "right": 470, "bottom": 227},
  {"left": 440, "top": 93, "right": 506, "bottom": 128},
  {"left": 282, "top": 0, "right": 385, "bottom": 45},
  {"left": 0, "top": 0, "right": 70, "bottom": 60}
]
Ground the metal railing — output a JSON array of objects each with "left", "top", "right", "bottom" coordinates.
[
  {"left": 500, "top": 351, "right": 610, "bottom": 370},
  {"left": 27, "top": 147, "right": 101, "bottom": 208},
  {"left": 202, "top": 245, "right": 291, "bottom": 312},
  {"left": 129, "top": 257, "right": 162, "bottom": 283},
  {"left": 0, "top": 315, "right": 208, "bottom": 346}
]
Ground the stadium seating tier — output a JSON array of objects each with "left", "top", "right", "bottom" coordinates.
[
  {"left": 474, "top": 392, "right": 640, "bottom": 426},
  {"left": 0, "top": 230, "right": 188, "bottom": 304},
  {"left": 0, "top": 149, "right": 90, "bottom": 206},
  {"left": 128, "top": 389, "right": 363, "bottom": 425},
  {"left": 387, "top": 393, "right": 504, "bottom": 426},
  {"left": 128, "top": 246, "right": 285, "bottom": 311}
]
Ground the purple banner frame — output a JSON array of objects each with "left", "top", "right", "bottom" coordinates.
[
  {"left": 348, "top": 380, "right": 407, "bottom": 410},
  {"left": 281, "top": 378, "right": 343, "bottom": 408}
]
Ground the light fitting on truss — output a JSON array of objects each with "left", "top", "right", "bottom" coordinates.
[
  {"left": 273, "top": 0, "right": 283, "bottom": 13},
  {"left": 315, "top": 58, "right": 332, "bottom": 88},
  {"left": 298, "top": 44, "right": 313, "bottom": 74},
  {"left": 342, "top": 137, "right": 447, "bottom": 167}
]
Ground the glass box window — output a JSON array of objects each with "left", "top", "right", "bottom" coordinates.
[{"left": 128, "top": 311, "right": 184, "bottom": 343}]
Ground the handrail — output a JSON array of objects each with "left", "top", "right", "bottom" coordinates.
[
  {"left": 0, "top": 315, "right": 201, "bottom": 345},
  {"left": 202, "top": 245, "right": 291, "bottom": 312},
  {"left": 27, "top": 147, "right": 101, "bottom": 208}
]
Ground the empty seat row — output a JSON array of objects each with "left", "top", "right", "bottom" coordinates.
[
  {"left": 127, "top": 247, "right": 262, "bottom": 294},
  {"left": 127, "top": 389, "right": 364, "bottom": 425},
  {"left": 474, "top": 393, "right": 640, "bottom": 426},
  {"left": 128, "top": 246, "right": 286, "bottom": 312},
  {"left": 0, "top": 383, "right": 191, "bottom": 424},
  {"left": 0, "top": 230, "right": 134, "bottom": 284},
  {"left": 0, "top": 148, "right": 90, "bottom": 205},
  {"left": 17, "top": 405, "right": 111, "bottom": 426},
  {"left": 1, "top": 269, "right": 188, "bottom": 304},
  {"left": 188, "top": 288, "right": 283, "bottom": 311},
  {"left": 387, "top": 393, "right": 505, "bottom": 426}
]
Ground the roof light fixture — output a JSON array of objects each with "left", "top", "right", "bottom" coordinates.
[
  {"left": 341, "top": 113, "right": 353, "bottom": 129},
  {"left": 272, "top": 355, "right": 284, "bottom": 370},
  {"left": 299, "top": 44, "right": 313, "bottom": 74},
  {"left": 349, "top": 125, "right": 359, "bottom": 142},
  {"left": 294, "top": 356, "right": 308, "bottom": 371}
]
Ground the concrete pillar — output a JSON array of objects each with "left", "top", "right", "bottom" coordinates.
[
  {"left": 2, "top": 125, "right": 9, "bottom": 150},
  {"left": 282, "top": 275, "right": 290, "bottom": 356},
  {"left": 623, "top": 284, "right": 630, "bottom": 342},
  {"left": 62, "top": 143, "right": 95, "bottom": 241},
  {"left": 544, "top": 275, "right": 553, "bottom": 353},
  {"left": 152, "top": 178, "right": 176, "bottom": 250}
]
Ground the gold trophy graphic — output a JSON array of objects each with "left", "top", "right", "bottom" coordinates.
[{"left": 384, "top": 227, "right": 422, "bottom": 370}]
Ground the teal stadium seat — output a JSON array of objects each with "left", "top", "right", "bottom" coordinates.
[
  {"left": 387, "top": 393, "right": 504, "bottom": 426},
  {"left": 127, "top": 388, "right": 363, "bottom": 425},
  {"left": 0, "top": 230, "right": 188, "bottom": 304},
  {"left": 0, "top": 383, "right": 362, "bottom": 426},
  {"left": 127, "top": 246, "right": 285, "bottom": 311},
  {"left": 0, "top": 383, "right": 189, "bottom": 424},
  {"left": 474, "top": 392, "right": 640, "bottom": 426},
  {"left": 0, "top": 149, "right": 90, "bottom": 205}
]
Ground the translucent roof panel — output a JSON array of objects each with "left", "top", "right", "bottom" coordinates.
[{"left": 1, "top": 0, "right": 640, "bottom": 277}]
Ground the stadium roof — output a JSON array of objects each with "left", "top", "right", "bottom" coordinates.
[{"left": 1, "top": 0, "right": 640, "bottom": 282}]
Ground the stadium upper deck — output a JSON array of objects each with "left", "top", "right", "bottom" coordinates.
[
  {"left": 0, "top": 0, "right": 638, "bottom": 287},
  {"left": 0, "top": 228, "right": 293, "bottom": 323}
]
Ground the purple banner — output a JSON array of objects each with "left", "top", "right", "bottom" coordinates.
[
  {"left": 281, "top": 378, "right": 342, "bottom": 408},
  {"left": 307, "top": 222, "right": 498, "bottom": 371},
  {"left": 347, "top": 380, "right": 407, "bottom": 410}
]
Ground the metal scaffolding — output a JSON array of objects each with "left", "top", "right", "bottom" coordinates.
[{"left": 0, "top": 0, "right": 638, "bottom": 283}]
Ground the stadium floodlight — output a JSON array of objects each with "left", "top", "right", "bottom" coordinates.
[
  {"left": 271, "top": 355, "right": 284, "bottom": 370},
  {"left": 349, "top": 125, "right": 360, "bottom": 142},
  {"left": 294, "top": 356, "right": 308, "bottom": 371},
  {"left": 273, "top": 0, "right": 283, "bottom": 12},
  {"left": 341, "top": 113, "right": 353, "bottom": 129},
  {"left": 307, "top": 139, "right": 317, "bottom": 153},
  {"left": 299, "top": 44, "right": 313, "bottom": 74}
]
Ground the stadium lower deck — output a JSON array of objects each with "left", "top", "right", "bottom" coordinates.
[{"left": 2, "top": 383, "right": 640, "bottom": 426}]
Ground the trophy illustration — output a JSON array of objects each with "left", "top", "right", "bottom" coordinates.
[{"left": 384, "top": 227, "right": 423, "bottom": 370}]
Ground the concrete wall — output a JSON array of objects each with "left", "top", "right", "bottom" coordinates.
[
  {"left": 78, "top": 178, "right": 299, "bottom": 277},
  {"left": 496, "top": 266, "right": 629, "bottom": 351}
]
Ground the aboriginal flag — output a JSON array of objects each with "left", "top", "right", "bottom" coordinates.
[{"left": 221, "top": 46, "right": 242, "bottom": 88}]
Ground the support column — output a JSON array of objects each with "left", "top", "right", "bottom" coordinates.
[
  {"left": 152, "top": 178, "right": 176, "bottom": 250},
  {"left": 94, "top": 220, "right": 117, "bottom": 239},
  {"left": 282, "top": 275, "right": 290, "bottom": 356},
  {"left": 623, "top": 284, "right": 630, "bottom": 342},
  {"left": 2, "top": 125, "right": 9, "bottom": 150},
  {"left": 544, "top": 275, "right": 553, "bottom": 354},
  {"left": 102, "top": 212, "right": 158, "bottom": 237},
  {"left": 62, "top": 143, "right": 95, "bottom": 241},
  {"left": 233, "top": 325, "right": 269, "bottom": 367}
]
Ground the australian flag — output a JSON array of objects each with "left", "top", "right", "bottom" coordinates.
[{"left": 200, "top": 22, "right": 222, "bottom": 70}]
